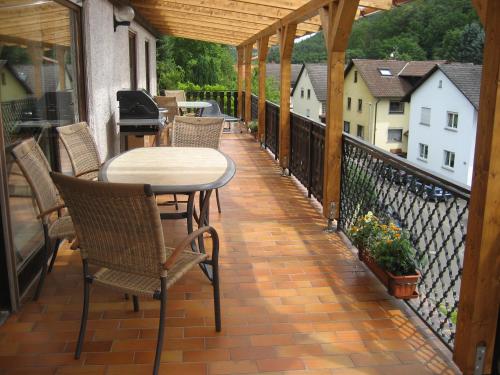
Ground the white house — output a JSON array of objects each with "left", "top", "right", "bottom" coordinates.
[
  {"left": 404, "top": 63, "right": 482, "bottom": 186},
  {"left": 291, "top": 64, "right": 326, "bottom": 122}
]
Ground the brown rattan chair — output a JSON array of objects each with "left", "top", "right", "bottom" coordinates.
[
  {"left": 51, "top": 173, "right": 221, "bottom": 375},
  {"left": 57, "top": 122, "right": 102, "bottom": 180},
  {"left": 172, "top": 116, "right": 225, "bottom": 212},
  {"left": 11, "top": 138, "right": 75, "bottom": 300},
  {"left": 162, "top": 89, "right": 186, "bottom": 102},
  {"left": 154, "top": 96, "right": 179, "bottom": 146}
]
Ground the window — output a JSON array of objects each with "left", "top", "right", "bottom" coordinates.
[
  {"left": 306, "top": 108, "right": 310, "bottom": 117},
  {"left": 145, "top": 40, "right": 150, "bottom": 93},
  {"left": 419, "top": 143, "right": 429, "bottom": 160},
  {"left": 358, "top": 99, "right": 362, "bottom": 112},
  {"left": 347, "top": 97, "right": 351, "bottom": 110},
  {"left": 357, "top": 125, "right": 364, "bottom": 139},
  {"left": 444, "top": 150, "right": 455, "bottom": 169},
  {"left": 420, "top": 107, "right": 431, "bottom": 125},
  {"left": 307, "top": 89, "right": 311, "bottom": 99},
  {"left": 354, "top": 71, "right": 358, "bottom": 83},
  {"left": 344, "top": 121, "right": 351, "bottom": 133},
  {"left": 447, "top": 112, "right": 458, "bottom": 129},
  {"left": 321, "top": 102, "right": 326, "bottom": 115},
  {"left": 300, "top": 88, "right": 304, "bottom": 98},
  {"left": 387, "top": 129, "right": 403, "bottom": 142},
  {"left": 438, "top": 80, "right": 443, "bottom": 88},
  {"left": 128, "top": 31, "right": 137, "bottom": 89},
  {"left": 389, "top": 101, "right": 404, "bottom": 114},
  {"left": 379, "top": 68, "right": 392, "bottom": 76}
]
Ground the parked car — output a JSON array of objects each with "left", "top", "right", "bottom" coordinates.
[
  {"left": 407, "top": 177, "right": 452, "bottom": 202},
  {"left": 381, "top": 166, "right": 408, "bottom": 185}
]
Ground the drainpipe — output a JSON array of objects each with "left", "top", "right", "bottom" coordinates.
[{"left": 373, "top": 99, "right": 380, "bottom": 145}]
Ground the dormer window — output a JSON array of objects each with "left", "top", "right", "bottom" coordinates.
[{"left": 379, "top": 68, "right": 392, "bottom": 76}]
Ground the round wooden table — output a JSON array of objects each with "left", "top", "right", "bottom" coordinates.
[{"left": 100, "top": 147, "right": 236, "bottom": 279}]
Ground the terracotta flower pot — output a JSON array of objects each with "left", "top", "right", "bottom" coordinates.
[
  {"left": 358, "top": 247, "right": 419, "bottom": 299},
  {"left": 387, "top": 271, "right": 420, "bottom": 299}
]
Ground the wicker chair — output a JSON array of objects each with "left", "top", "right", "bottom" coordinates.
[
  {"left": 154, "top": 96, "right": 179, "bottom": 146},
  {"left": 51, "top": 173, "right": 221, "bottom": 375},
  {"left": 11, "top": 138, "right": 75, "bottom": 300},
  {"left": 57, "top": 122, "right": 102, "bottom": 180},
  {"left": 172, "top": 116, "right": 225, "bottom": 213},
  {"left": 163, "top": 89, "right": 186, "bottom": 102}
]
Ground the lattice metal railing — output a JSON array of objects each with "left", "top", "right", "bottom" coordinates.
[
  {"left": 289, "top": 111, "right": 325, "bottom": 203},
  {"left": 338, "top": 134, "right": 469, "bottom": 349},
  {"left": 264, "top": 101, "right": 279, "bottom": 158},
  {"left": 186, "top": 90, "right": 238, "bottom": 118}
]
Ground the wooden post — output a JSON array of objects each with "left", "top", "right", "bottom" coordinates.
[
  {"left": 278, "top": 23, "right": 297, "bottom": 170},
  {"left": 454, "top": 0, "right": 500, "bottom": 373},
  {"left": 55, "top": 47, "right": 66, "bottom": 90},
  {"left": 320, "top": 0, "right": 359, "bottom": 217},
  {"left": 244, "top": 43, "right": 253, "bottom": 124},
  {"left": 257, "top": 36, "right": 269, "bottom": 143},
  {"left": 27, "top": 45, "right": 43, "bottom": 98},
  {"left": 237, "top": 46, "right": 244, "bottom": 119}
]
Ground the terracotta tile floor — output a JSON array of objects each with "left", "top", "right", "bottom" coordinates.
[{"left": 0, "top": 134, "right": 461, "bottom": 374}]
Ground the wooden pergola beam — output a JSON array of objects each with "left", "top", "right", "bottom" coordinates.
[
  {"left": 454, "top": 1, "right": 499, "bottom": 373},
  {"left": 471, "top": 0, "right": 487, "bottom": 24},
  {"left": 278, "top": 23, "right": 297, "bottom": 170},
  {"left": 257, "top": 36, "right": 269, "bottom": 142},
  {"left": 321, "top": 0, "right": 360, "bottom": 217}
]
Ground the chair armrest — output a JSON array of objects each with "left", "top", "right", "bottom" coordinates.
[
  {"left": 37, "top": 203, "right": 66, "bottom": 219},
  {"left": 74, "top": 168, "right": 101, "bottom": 178},
  {"left": 163, "top": 226, "right": 219, "bottom": 270}
]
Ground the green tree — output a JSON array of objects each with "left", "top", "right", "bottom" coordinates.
[{"left": 435, "top": 23, "right": 484, "bottom": 64}]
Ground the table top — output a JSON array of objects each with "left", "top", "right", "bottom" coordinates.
[
  {"left": 177, "top": 101, "right": 212, "bottom": 109},
  {"left": 99, "top": 147, "right": 236, "bottom": 193}
]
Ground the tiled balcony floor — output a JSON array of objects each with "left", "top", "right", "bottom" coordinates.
[{"left": 0, "top": 134, "right": 460, "bottom": 374}]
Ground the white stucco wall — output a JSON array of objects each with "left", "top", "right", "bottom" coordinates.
[
  {"left": 83, "top": 0, "right": 157, "bottom": 160},
  {"left": 291, "top": 70, "right": 322, "bottom": 122},
  {"left": 407, "top": 70, "right": 477, "bottom": 186}
]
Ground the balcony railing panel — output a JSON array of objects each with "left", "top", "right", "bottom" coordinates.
[
  {"left": 289, "top": 112, "right": 325, "bottom": 203},
  {"left": 186, "top": 90, "right": 238, "bottom": 117},
  {"left": 338, "top": 134, "right": 469, "bottom": 349},
  {"left": 264, "top": 101, "right": 279, "bottom": 159},
  {"left": 250, "top": 94, "right": 258, "bottom": 121}
]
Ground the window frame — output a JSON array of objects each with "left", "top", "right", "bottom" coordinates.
[
  {"left": 446, "top": 112, "right": 459, "bottom": 130},
  {"left": 343, "top": 121, "right": 351, "bottom": 133},
  {"left": 418, "top": 143, "right": 429, "bottom": 160},
  {"left": 387, "top": 128, "right": 403, "bottom": 143},
  {"left": 420, "top": 107, "right": 431, "bottom": 126},
  {"left": 307, "top": 89, "right": 311, "bottom": 100},
  {"left": 443, "top": 150, "right": 456, "bottom": 169},
  {"left": 379, "top": 68, "right": 392, "bottom": 76},
  {"left": 357, "top": 99, "right": 362, "bottom": 112},
  {"left": 389, "top": 101, "right": 404, "bottom": 114},
  {"left": 356, "top": 124, "right": 364, "bottom": 139},
  {"left": 354, "top": 71, "right": 358, "bottom": 83},
  {"left": 347, "top": 97, "right": 351, "bottom": 111},
  {"left": 300, "top": 88, "right": 304, "bottom": 98}
]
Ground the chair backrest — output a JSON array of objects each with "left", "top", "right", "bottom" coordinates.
[
  {"left": 51, "top": 172, "right": 167, "bottom": 278},
  {"left": 154, "top": 96, "right": 179, "bottom": 123},
  {"left": 163, "top": 90, "right": 186, "bottom": 102},
  {"left": 11, "top": 138, "right": 61, "bottom": 223},
  {"left": 172, "top": 116, "right": 224, "bottom": 150},
  {"left": 202, "top": 100, "right": 223, "bottom": 117},
  {"left": 57, "top": 122, "right": 101, "bottom": 180}
]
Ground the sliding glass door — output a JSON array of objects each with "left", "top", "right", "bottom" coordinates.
[{"left": 0, "top": 0, "right": 83, "bottom": 308}]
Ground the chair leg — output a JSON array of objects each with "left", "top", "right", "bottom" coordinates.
[
  {"left": 75, "top": 260, "right": 91, "bottom": 359},
  {"left": 47, "top": 238, "right": 61, "bottom": 274},
  {"left": 173, "top": 194, "right": 179, "bottom": 211},
  {"left": 133, "top": 295, "right": 140, "bottom": 312},
  {"left": 153, "top": 278, "right": 167, "bottom": 375},
  {"left": 215, "top": 189, "right": 222, "bottom": 214},
  {"left": 34, "top": 226, "right": 51, "bottom": 301},
  {"left": 212, "top": 260, "right": 221, "bottom": 332}
]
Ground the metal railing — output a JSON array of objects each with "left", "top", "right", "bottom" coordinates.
[
  {"left": 338, "top": 134, "right": 469, "bottom": 349},
  {"left": 289, "top": 112, "right": 325, "bottom": 203},
  {"left": 185, "top": 90, "right": 238, "bottom": 118},
  {"left": 250, "top": 94, "right": 258, "bottom": 121},
  {"left": 264, "top": 101, "right": 279, "bottom": 158}
]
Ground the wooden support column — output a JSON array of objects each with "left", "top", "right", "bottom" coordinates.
[
  {"left": 257, "top": 36, "right": 269, "bottom": 142},
  {"left": 454, "top": 0, "right": 500, "bottom": 373},
  {"left": 27, "top": 45, "right": 43, "bottom": 98},
  {"left": 278, "top": 23, "right": 297, "bottom": 169},
  {"left": 55, "top": 47, "right": 66, "bottom": 90},
  {"left": 320, "top": 0, "right": 360, "bottom": 217},
  {"left": 244, "top": 43, "right": 253, "bottom": 124},
  {"left": 237, "top": 46, "right": 244, "bottom": 119}
]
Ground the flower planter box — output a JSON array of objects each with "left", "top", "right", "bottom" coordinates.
[{"left": 358, "top": 247, "right": 419, "bottom": 299}]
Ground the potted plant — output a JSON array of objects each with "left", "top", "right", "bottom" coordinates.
[
  {"left": 247, "top": 121, "right": 258, "bottom": 139},
  {"left": 349, "top": 213, "right": 420, "bottom": 299}
]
